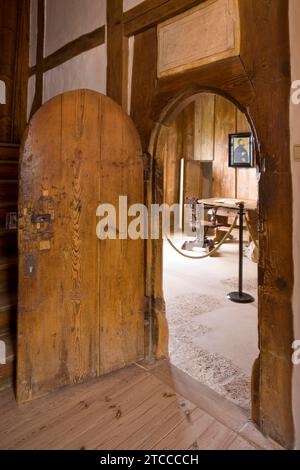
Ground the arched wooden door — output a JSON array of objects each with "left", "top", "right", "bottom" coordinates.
[{"left": 17, "top": 90, "right": 145, "bottom": 402}]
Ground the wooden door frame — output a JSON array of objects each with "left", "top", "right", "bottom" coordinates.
[
  {"left": 146, "top": 86, "right": 258, "bottom": 380},
  {"left": 130, "top": 1, "right": 294, "bottom": 448},
  {"left": 143, "top": 84, "right": 294, "bottom": 449}
]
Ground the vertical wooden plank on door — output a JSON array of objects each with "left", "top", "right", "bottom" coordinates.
[
  {"left": 99, "top": 96, "right": 144, "bottom": 375},
  {"left": 59, "top": 90, "right": 101, "bottom": 384},
  {"left": 18, "top": 96, "right": 63, "bottom": 402}
]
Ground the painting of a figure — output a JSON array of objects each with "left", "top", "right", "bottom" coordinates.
[{"left": 229, "top": 133, "right": 253, "bottom": 168}]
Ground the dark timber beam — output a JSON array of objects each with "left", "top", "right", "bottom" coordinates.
[
  {"left": 30, "top": 0, "right": 44, "bottom": 117},
  {"left": 123, "top": 0, "right": 205, "bottom": 37},
  {"left": 107, "top": 0, "right": 128, "bottom": 109},
  {"left": 29, "top": 26, "right": 105, "bottom": 77},
  {"left": 12, "top": 0, "right": 30, "bottom": 141}
]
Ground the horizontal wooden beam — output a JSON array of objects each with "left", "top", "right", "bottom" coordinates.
[
  {"left": 29, "top": 25, "right": 105, "bottom": 76},
  {"left": 124, "top": 0, "right": 206, "bottom": 37}
]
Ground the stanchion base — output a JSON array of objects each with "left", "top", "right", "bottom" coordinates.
[{"left": 227, "top": 291, "right": 255, "bottom": 303}]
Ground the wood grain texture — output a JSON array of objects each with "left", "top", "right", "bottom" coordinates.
[
  {"left": 0, "top": 144, "right": 19, "bottom": 386},
  {"left": 182, "top": 102, "right": 195, "bottom": 161},
  {"left": 194, "top": 94, "right": 215, "bottom": 161},
  {"left": 157, "top": 0, "right": 240, "bottom": 78},
  {"left": 213, "top": 95, "right": 236, "bottom": 197},
  {"left": 163, "top": 117, "right": 182, "bottom": 207},
  {"left": 236, "top": 109, "right": 257, "bottom": 200},
  {"left": 124, "top": 0, "right": 207, "bottom": 37},
  {"left": 107, "top": 0, "right": 128, "bottom": 110},
  {"left": 17, "top": 90, "right": 144, "bottom": 402},
  {"left": 0, "top": 0, "right": 19, "bottom": 142},
  {"left": 0, "top": 0, "right": 29, "bottom": 143},
  {"left": 30, "top": 0, "right": 44, "bottom": 118},
  {"left": 0, "top": 361, "right": 282, "bottom": 450},
  {"left": 238, "top": 0, "right": 294, "bottom": 447},
  {"left": 10, "top": 0, "right": 30, "bottom": 142},
  {"left": 130, "top": 0, "right": 293, "bottom": 448}
]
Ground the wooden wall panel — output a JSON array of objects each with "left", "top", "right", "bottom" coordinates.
[
  {"left": 157, "top": 0, "right": 240, "bottom": 77},
  {"left": 163, "top": 118, "right": 182, "bottom": 206},
  {"left": 236, "top": 109, "right": 257, "bottom": 200},
  {"left": 182, "top": 102, "right": 195, "bottom": 161},
  {"left": 162, "top": 94, "right": 256, "bottom": 205},
  {"left": 183, "top": 160, "right": 203, "bottom": 200},
  {"left": 194, "top": 93, "right": 215, "bottom": 161},
  {"left": 182, "top": 102, "right": 203, "bottom": 203},
  {"left": 213, "top": 95, "right": 236, "bottom": 197}
]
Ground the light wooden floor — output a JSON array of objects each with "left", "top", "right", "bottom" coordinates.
[{"left": 0, "top": 360, "right": 282, "bottom": 450}]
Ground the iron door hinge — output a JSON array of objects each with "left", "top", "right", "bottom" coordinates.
[
  {"left": 142, "top": 152, "right": 152, "bottom": 183},
  {"left": 257, "top": 219, "right": 265, "bottom": 234},
  {"left": 258, "top": 266, "right": 265, "bottom": 288},
  {"left": 144, "top": 295, "right": 151, "bottom": 324},
  {"left": 258, "top": 153, "right": 267, "bottom": 173}
]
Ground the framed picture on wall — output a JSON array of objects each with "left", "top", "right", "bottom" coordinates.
[{"left": 228, "top": 132, "right": 254, "bottom": 168}]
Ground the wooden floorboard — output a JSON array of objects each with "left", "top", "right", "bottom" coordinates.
[
  {"left": 0, "top": 361, "right": 282, "bottom": 450},
  {"left": 148, "top": 360, "right": 249, "bottom": 432}
]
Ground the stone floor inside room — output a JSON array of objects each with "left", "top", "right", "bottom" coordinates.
[{"left": 164, "top": 237, "right": 258, "bottom": 412}]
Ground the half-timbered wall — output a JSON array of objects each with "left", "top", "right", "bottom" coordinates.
[
  {"left": 123, "top": 0, "right": 145, "bottom": 11},
  {"left": 28, "top": 0, "right": 107, "bottom": 117}
]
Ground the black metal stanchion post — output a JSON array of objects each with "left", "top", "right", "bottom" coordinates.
[{"left": 227, "top": 202, "right": 255, "bottom": 303}]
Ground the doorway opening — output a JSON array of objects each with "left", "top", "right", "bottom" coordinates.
[{"left": 159, "top": 92, "right": 258, "bottom": 413}]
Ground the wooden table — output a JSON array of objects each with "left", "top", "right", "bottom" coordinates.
[
  {"left": 197, "top": 197, "right": 258, "bottom": 245},
  {"left": 197, "top": 197, "right": 257, "bottom": 212}
]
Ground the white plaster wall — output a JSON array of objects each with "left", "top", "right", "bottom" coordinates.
[
  {"left": 123, "top": 0, "right": 145, "bottom": 13},
  {"left": 127, "top": 36, "right": 135, "bottom": 114},
  {"left": 27, "top": 75, "right": 36, "bottom": 119},
  {"left": 43, "top": 45, "right": 107, "bottom": 103},
  {"left": 29, "top": 0, "right": 38, "bottom": 66},
  {"left": 44, "top": 0, "right": 106, "bottom": 56},
  {"left": 0, "top": 80, "right": 6, "bottom": 104},
  {"left": 289, "top": 0, "right": 300, "bottom": 450}
]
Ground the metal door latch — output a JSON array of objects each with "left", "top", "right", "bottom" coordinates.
[{"left": 31, "top": 213, "right": 51, "bottom": 224}]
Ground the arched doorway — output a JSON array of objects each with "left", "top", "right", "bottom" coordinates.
[
  {"left": 129, "top": 1, "right": 293, "bottom": 449},
  {"left": 138, "top": 81, "right": 294, "bottom": 447},
  {"left": 156, "top": 91, "right": 259, "bottom": 413},
  {"left": 148, "top": 86, "right": 259, "bottom": 401}
]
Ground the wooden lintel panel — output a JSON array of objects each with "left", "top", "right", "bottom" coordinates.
[{"left": 124, "top": 0, "right": 206, "bottom": 37}]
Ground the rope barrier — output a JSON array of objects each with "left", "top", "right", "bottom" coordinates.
[
  {"left": 245, "top": 215, "right": 259, "bottom": 249},
  {"left": 165, "top": 215, "right": 238, "bottom": 259}
]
